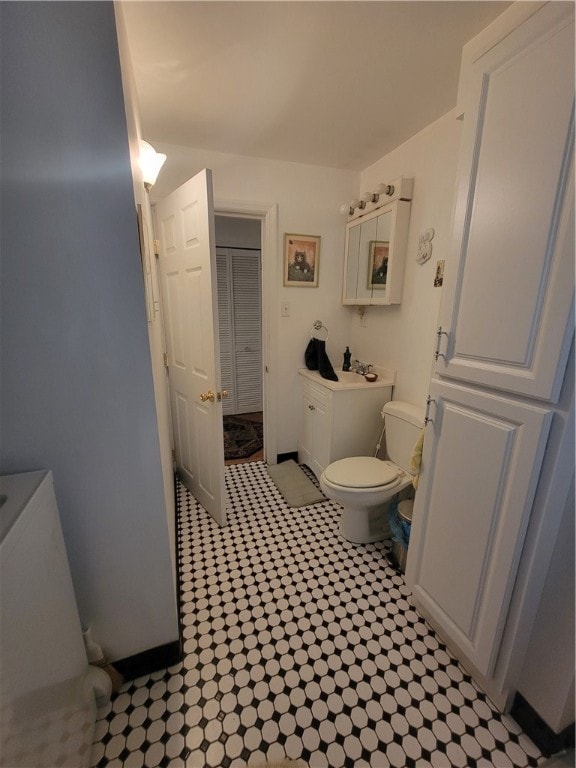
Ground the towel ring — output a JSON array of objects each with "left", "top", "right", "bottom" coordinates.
[{"left": 311, "top": 320, "right": 328, "bottom": 341}]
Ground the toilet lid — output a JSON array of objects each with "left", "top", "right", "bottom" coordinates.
[{"left": 323, "top": 457, "right": 401, "bottom": 489}]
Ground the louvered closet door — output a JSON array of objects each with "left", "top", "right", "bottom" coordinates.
[
  {"left": 232, "top": 251, "right": 262, "bottom": 412},
  {"left": 216, "top": 251, "right": 235, "bottom": 415},
  {"left": 216, "top": 248, "right": 262, "bottom": 415}
]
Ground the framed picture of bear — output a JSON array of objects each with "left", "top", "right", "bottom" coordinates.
[
  {"left": 367, "top": 240, "right": 389, "bottom": 289},
  {"left": 284, "top": 234, "right": 321, "bottom": 287}
]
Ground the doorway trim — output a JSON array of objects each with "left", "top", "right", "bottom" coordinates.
[{"left": 214, "top": 199, "right": 278, "bottom": 465}]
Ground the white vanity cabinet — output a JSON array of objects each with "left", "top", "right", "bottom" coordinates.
[{"left": 298, "top": 369, "right": 394, "bottom": 479}]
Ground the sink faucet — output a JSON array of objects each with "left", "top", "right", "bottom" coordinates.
[{"left": 352, "top": 360, "right": 372, "bottom": 375}]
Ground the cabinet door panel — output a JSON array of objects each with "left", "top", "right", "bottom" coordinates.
[
  {"left": 298, "top": 390, "right": 332, "bottom": 479},
  {"left": 438, "top": 5, "right": 574, "bottom": 401},
  {"left": 312, "top": 399, "right": 331, "bottom": 478},
  {"left": 299, "top": 395, "right": 314, "bottom": 469},
  {"left": 406, "top": 379, "right": 552, "bottom": 677}
]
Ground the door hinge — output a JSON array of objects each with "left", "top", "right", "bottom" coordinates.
[
  {"left": 163, "top": 352, "right": 169, "bottom": 369},
  {"left": 154, "top": 239, "right": 160, "bottom": 257}
]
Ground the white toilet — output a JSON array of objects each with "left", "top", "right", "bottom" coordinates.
[{"left": 320, "top": 401, "right": 424, "bottom": 544}]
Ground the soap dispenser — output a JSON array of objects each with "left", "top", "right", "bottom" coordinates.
[{"left": 343, "top": 347, "right": 352, "bottom": 371}]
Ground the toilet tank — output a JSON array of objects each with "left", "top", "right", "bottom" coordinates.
[{"left": 382, "top": 401, "right": 425, "bottom": 472}]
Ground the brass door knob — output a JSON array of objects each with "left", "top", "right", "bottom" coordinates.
[
  {"left": 217, "top": 389, "right": 229, "bottom": 402},
  {"left": 200, "top": 390, "right": 215, "bottom": 403}
]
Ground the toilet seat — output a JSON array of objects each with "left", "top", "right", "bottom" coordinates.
[{"left": 323, "top": 457, "right": 402, "bottom": 489}]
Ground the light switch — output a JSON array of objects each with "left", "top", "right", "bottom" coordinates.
[{"left": 281, "top": 302, "right": 291, "bottom": 317}]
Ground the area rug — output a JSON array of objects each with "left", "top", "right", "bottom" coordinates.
[
  {"left": 267, "top": 460, "right": 325, "bottom": 508},
  {"left": 223, "top": 415, "right": 263, "bottom": 460}
]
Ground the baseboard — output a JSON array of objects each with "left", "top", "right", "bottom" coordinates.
[
  {"left": 511, "top": 693, "right": 575, "bottom": 758},
  {"left": 114, "top": 639, "right": 182, "bottom": 681},
  {"left": 276, "top": 451, "right": 298, "bottom": 464}
]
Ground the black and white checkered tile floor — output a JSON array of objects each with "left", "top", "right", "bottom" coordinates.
[{"left": 91, "top": 461, "right": 542, "bottom": 768}]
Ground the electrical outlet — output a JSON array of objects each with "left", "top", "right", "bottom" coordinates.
[
  {"left": 359, "top": 309, "right": 368, "bottom": 327},
  {"left": 281, "top": 302, "right": 291, "bottom": 317}
]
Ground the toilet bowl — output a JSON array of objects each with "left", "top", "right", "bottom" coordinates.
[{"left": 319, "top": 401, "right": 424, "bottom": 544}]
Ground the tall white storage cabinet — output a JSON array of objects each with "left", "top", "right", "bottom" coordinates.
[{"left": 406, "top": 2, "right": 574, "bottom": 711}]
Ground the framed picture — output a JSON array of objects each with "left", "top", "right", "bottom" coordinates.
[
  {"left": 284, "top": 234, "right": 320, "bottom": 287},
  {"left": 368, "top": 240, "right": 389, "bottom": 289}
]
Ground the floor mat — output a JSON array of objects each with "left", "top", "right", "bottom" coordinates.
[{"left": 267, "top": 459, "right": 324, "bottom": 507}]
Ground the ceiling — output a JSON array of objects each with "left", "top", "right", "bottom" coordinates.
[{"left": 122, "top": 1, "right": 510, "bottom": 171}]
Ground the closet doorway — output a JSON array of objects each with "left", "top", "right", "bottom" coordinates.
[{"left": 215, "top": 215, "right": 264, "bottom": 465}]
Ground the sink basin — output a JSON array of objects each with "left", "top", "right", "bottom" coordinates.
[
  {"left": 298, "top": 367, "right": 395, "bottom": 391},
  {"left": 337, "top": 370, "right": 369, "bottom": 384}
]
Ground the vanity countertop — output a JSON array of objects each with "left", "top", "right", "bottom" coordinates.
[{"left": 298, "top": 367, "right": 395, "bottom": 392}]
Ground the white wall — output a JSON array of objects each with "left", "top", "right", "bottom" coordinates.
[
  {"left": 500, "top": 342, "right": 576, "bottom": 730},
  {"left": 150, "top": 109, "right": 462, "bottom": 452},
  {"left": 0, "top": 2, "right": 179, "bottom": 661},
  {"left": 517, "top": 475, "right": 575, "bottom": 732},
  {"left": 350, "top": 109, "right": 463, "bottom": 409},
  {"left": 151, "top": 144, "right": 359, "bottom": 453},
  {"left": 115, "top": 3, "right": 177, "bottom": 582},
  {"left": 216, "top": 215, "right": 261, "bottom": 249}
]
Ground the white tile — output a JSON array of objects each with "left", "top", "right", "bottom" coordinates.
[
  {"left": 90, "top": 470, "right": 542, "bottom": 768},
  {"left": 142, "top": 741, "right": 163, "bottom": 766},
  {"left": 102, "top": 734, "right": 125, "bottom": 761}
]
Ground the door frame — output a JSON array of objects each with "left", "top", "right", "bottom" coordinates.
[{"left": 214, "top": 199, "right": 278, "bottom": 465}]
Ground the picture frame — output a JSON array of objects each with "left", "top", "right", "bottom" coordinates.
[
  {"left": 284, "top": 234, "right": 320, "bottom": 287},
  {"left": 367, "top": 240, "right": 389, "bottom": 290}
]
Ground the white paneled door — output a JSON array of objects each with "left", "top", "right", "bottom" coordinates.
[
  {"left": 436, "top": 4, "right": 574, "bottom": 402},
  {"left": 407, "top": 378, "right": 552, "bottom": 678},
  {"left": 155, "top": 169, "right": 227, "bottom": 526}
]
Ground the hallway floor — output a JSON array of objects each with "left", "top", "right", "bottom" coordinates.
[{"left": 90, "top": 462, "right": 542, "bottom": 768}]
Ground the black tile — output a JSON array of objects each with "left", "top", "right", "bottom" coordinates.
[{"left": 90, "top": 467, "right": 542, "bottom": 768}]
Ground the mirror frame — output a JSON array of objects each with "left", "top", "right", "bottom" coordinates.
[{"left": 342, "top": 199, "right": 412, "bottom": 306}]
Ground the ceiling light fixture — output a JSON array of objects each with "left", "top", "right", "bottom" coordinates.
[
  {"left": 340, "top": 182, "right": 396, "bottom": 217},
  {"left": 374, "top": 183, "right": 395, "bottom": 198}
]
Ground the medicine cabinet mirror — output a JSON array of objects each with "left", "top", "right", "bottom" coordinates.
[{"left": 342, "top": 198, "right": 411, "bottom": 305}]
